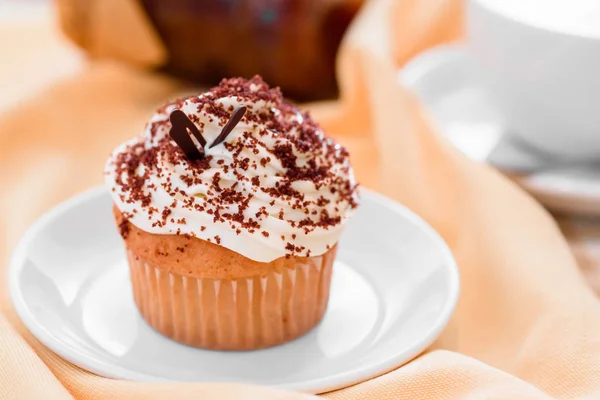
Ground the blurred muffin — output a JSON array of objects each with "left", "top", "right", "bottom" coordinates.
[
  {"left": 56, "top": 0, "right": 364, "bottom": 100},
  {"left": 105, "top": 76, "right": 359, "bottom": 350}
]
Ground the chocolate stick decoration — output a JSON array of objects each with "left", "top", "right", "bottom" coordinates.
[
  {"left": 169, "top": 106, "right": 247, "bottom": 161},
  {"left": 169, "top": 110, "right": 206, "bottom": 161},
  {"left": 210, "top": 106, "right": 247, "bottom": 148}
]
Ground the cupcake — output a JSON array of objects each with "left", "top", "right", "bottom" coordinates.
[{"left": 105, "top": 76, "right": 359, "bottom": 350}]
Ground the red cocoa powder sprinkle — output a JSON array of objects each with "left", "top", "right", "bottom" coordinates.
[
  {"left": 118, "top": 219, "right": 130, "bottom": 239},
  {"left": 110, "top": 76, "right": 359, "bottom": 249}
]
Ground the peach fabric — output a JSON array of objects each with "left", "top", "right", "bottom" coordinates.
[
  {"left": 1, "top": 1, "right": 600, "bottom": 400},
  {"left": 55, "top": 0, "right": 167, "bottom": 66}
]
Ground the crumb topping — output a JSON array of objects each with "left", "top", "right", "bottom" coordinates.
[{"left": 106, "top": 76, "right": 359, "bottom": 261}]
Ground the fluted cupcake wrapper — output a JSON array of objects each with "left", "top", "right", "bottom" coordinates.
[{"left": 126, "top": 248, "right": 335, "bottom": 350}]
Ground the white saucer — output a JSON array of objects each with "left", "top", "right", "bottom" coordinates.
[
  {"left": 10, "top": 187, "right": 458, "bottom": 394},
  {"left": 399, "top": 45, "right": 600, "bottom": 217}
]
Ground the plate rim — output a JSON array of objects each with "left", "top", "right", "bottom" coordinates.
[{"left": 9, "top": 186, "right": 460, "bottom": 394}]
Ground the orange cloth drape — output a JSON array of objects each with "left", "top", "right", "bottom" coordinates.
[{"left": 1, "top": 1, "right": 599, "bottom": 399}]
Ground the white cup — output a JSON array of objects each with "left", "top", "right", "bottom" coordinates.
[{"left": 410, "top": 0, "right": 600, "bottom": 161}]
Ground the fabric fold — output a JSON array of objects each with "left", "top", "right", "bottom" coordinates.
[{"left": 1, "top": 0, "right": 600, "bottom": 399}]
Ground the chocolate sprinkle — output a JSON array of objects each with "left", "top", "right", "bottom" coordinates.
[
  {"left": 118, "top": 219, "right": 130, "bottom": 239},
  {"left": 109, "top": 76, "right": 360, "bottom": 259}
]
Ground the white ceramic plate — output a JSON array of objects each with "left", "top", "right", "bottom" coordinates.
[
  {"left": 399, "top": 44, "right": 600, "bottom": 217},
  {"left": 10, "top": 187, "right": 459, "bottom": 394}
]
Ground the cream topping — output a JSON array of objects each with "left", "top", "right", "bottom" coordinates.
[{"left": 105, "top": 76, "right": 359, "bottom": 262}]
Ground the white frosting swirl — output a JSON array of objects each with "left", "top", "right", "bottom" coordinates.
[{"left": 105, "top": 77, "right": 359, "bottom": 262}]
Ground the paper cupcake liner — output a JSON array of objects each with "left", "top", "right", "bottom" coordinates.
[{"left": 126, "top": 248, "right": 335, "bottom": 350}]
